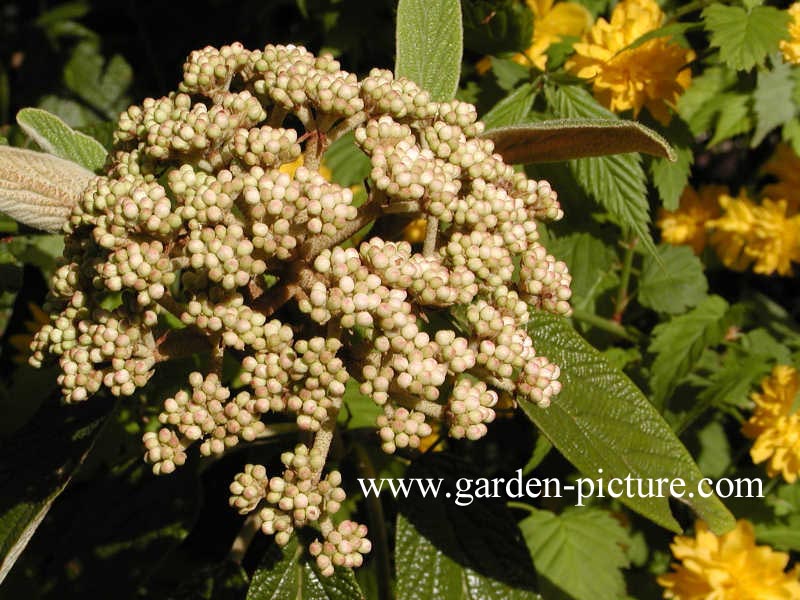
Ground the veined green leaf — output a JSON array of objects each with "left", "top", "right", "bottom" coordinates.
[
  {"left": 396, "top": 454, "right": 541, "bottom": 600},
  {"left": 519, "top": 507, "right": 630, "bottom": 600},
  {"left": 323, "top": 132, "right": 371, "bottom": 187},
  {"left": 521, "top": 312, "right": 735, "bottom": 533},
  {"left": 752, "top": 59, "right": 795, "bottom": 147},
  {"left": 481, "top": 83, "right": 536, "bottom": 129},
  {"left": 246, "top": 534, "right": 363, "bottom": 599},
  {"left": 395, "top": 0, "right": 463, "bottom": 102},
  {"left": 17, "top": 107, "right": 107, "bottom": 172},
  {"left": 544, "top": 84, "right": 655, "bottom": 256},
  {"left": 546, "top": 233, "right": 618, "bottom": 312},
  {"left": 648, "top": 295, "right": 729, "bottom": 407},
  {"left": 0, "top": 398, "right": 112, "bottom": 584},
  {"left": 638, "top": 245, "right": 708, "bottom": 314},
  {"left": 703, "top": 4, "right": 790, "bottom": 71}
]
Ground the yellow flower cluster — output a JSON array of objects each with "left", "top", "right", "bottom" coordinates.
[
  {"left": 656, "top": 185, "right": 724, "bottom": 255},
  {"left": 565, "top": 0, "right": 694, "bottom": 124},
  {"left": 781, "top": 3, "right": 800, "bottom": 65},
  {"left": 658, "top": 520, "right": 800, "bottom": 599},
  {"left": 742, "top": 365, "right": 800, "bottom": 483},
  {"left": 515, "top": 0, "right": 592, "bottom": 70},
  {"left": 658, "top": 146, "right": 800, "bottom": 276}
]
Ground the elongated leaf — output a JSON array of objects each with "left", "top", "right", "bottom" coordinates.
[
  {"left": 648, "top": 295, "right": 729, "bottom": 407},
  {"left": 17, "top": 107, "right": 107, "bottom": 172},
  {"left": 396, "top": 454, "right": 541, "bottom": 600},
  {"left": 246, "top": 534, "right": 363, "bottom": 600},
  {"left": 0, "top": 398, "right": 112, "bottom": 584},
  {"left": 544, "top": 84, "right": 655, "bottom": 256},
  {"left": 395, "top": 0, "right": 463, "bottom": 101},
  {"left": 522, "top": 312, "right": 735, "bottom": 533},
  {"left": 619, "top": 21, "right": 702, "bottom": 54},
  {"left": 519, "top": 507, "right": 630, "bottom": 600},
  {"left": 0, "top": 146, "right": 93, "bottom": 232},
  {"left": 483, "top": 119, "right": 676, "bottom": 163}
]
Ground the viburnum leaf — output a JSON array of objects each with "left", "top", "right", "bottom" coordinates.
[
  {"left": 483, "top": 118, "right": 676, "bottom": 163},
  {"left": 16, "top": 107, "right": 107, "bottom": 172},
  {"left": 638, "top": 245, "right": 708, "bottom": 314},
  {"left": 246, "top": 534, "right": 363, "bottom": 600},
  {"left": 518, "top": 507, "right": 630, "bottom": 600},
  {"left": 703, "top": 4, "right": 790, "bottom": 71},
  {"left": 0, "top": 398, "right": 112, "bottom": 584},
  {"left": 521, "top": 312, "right": 735, "bottom": 533},
  {"left": 544, "top": 83, "right": 655, "bottom": 257},
  {"left": 395, "top": 454, "right": 541, "bottom": 600},
  {"left": 395, "top": 0, "right": 463, "bottom": 102},
  {"left": 648, "top": 295, "right": 730, "bottom": 406}
]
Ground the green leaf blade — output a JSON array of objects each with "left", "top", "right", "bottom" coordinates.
[
  {"left": 522, "top": 312, "right": 735, "bottom": 533},
  {"left": 638, "top": 245, "right": 708, "bottom": 314},
  {"left": 519, "top": 507, "right": 630, "bottom": 600},
  {"left": 17, "top": 107, "right": 107, "bottom": 172},
  {"left": 246, "top": 535, "right": 363, "bottom": 600},
  {"left": 395, "top": 0, "right": 463, "bottom": 102},
  {"left": 0, "top": 399, "right": 112, "bottom": 584},
  {"left": 703, "top": 5, "right": 790, "bottom": 71},
  {"left": 545, "top": 84, "right": 656, "bottom": 256},
  {"left": 648, "top": 295, "right": 730, "bottom": 406}
]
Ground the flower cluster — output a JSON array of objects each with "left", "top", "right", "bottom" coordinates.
[
  {"left": 782, "top": 3, "right": 800, "bottom": 65},
  {"left": 658, "top": 520, "right": 800, "bottom": 599},
  {"left": 742, "top": 365, "right": 800, "bottom": 483},
  {"left": 565, "top": 0, "right": 695, "bottom": 124},
  {"left": 658, "top": 145, "right": 800, "bottom": 276},
  {"left": 28, "top": 42, "right": 572, "bottom": 570},
  {"left": 514, "top": 0, "right": 592, "bottom": 71}
]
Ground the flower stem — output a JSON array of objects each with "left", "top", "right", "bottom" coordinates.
[
  {"left": 571, "top": 308, "right": 640, "bottom": 342},
  {"left": 422, "top": 215, "right": 438, "bottom": 257},
  {"left": 613, "top": 236, "right": 637, "bottom": 323},
  {"left": 228, "top": 513, "right": 261, "bottom": 565},
  {"left": 353, "top": 442, "right": 392, "bottom": 600}
]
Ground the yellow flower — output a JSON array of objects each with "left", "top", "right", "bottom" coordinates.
[
  {"left": 781, "top": 3, "right": 800, "bottom": 65},
  {"left": 742, "top": 365, "right": 800, "bottom": 483},
  {"left": 707, "top": 193, "right": 800, "bottom": 276},
  {"left": 565, "top": 0, "right": 695, "bottom": 124},
  {"left": 657, "top": 520, "right": 800, "bottom": 599},
  {"left": 403, "top": 217, "right": 428, "bottom": 243},
  {"left": 515, "top": 0, "right": 592, "bottom": 70},
  {"left": 762, "top": 144, "right": 800, "bottom": 212},
  {"left": 657, "top": 185, "right": 725, "bottom": 254}
]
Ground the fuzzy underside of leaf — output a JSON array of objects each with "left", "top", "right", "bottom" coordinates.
[
  {"left": 0, "top": 146, "right": 91, "bottom": 232},
  {"left": 482, "top": 119, "right": 677, "bottom": 164}
]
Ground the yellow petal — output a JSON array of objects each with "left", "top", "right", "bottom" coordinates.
[{"left": 540, "top": 2, "right": 592, "bottom": 38}]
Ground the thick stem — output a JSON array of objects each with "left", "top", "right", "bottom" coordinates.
[
  {"left": 311, "top": 420, "right": 336, "bottom": 484},
  {"left": 300, "top": 196, "right": 383, "bottom": 262},
  {"left": 153, "top": 327, "right": 212, "bottom": 362},
  {"left": 422, "top": 215, "right": 438, "bottom": 257},
  {"left": 326, "top": 113, "right": 367, "bottom": 142},
  {"left": 228, "top": 513, "right": 261, "bottom": 565}
]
